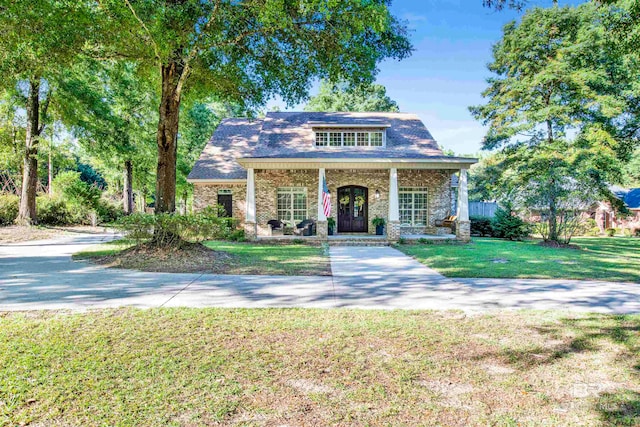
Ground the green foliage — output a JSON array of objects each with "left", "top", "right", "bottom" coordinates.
[
  {"left": 606, "top": 228, "right": 617, "bottom": 237},
  {"left": 116, "top": 212, "right": 237, "bottom": 247},
  {"left": 470, "top": 4, "right": 640, "bottom": 243},
  {"left": 304, "top": 80, "right": 400, "bottom": 112},
  {"left": 0, "top": 194, "right": 19, "bottom": 226},
  {"left": 470, "top": 216, "right": 494, "bottom": 237},
  {"left": 491, "top": 206, "right": 530, "bottom": 240},
  {"left": 327, "top": 217, "right": 336, "bottom": 228},
  {"left": 36, "top": 197, "right": 72, "bottom": 225},
  {"left": 372, "top": 216, "right": 386, "bottom": 227},
  {"left": 577, "top": 218, "right": 600, "bottom": 237},
  {"left": 52, "top": 171, "right": 101, "bottom": 208},
  {"left": 634, "top": 228, "right": 640, "bottom": 238}
]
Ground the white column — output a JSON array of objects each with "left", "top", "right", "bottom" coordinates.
[
  {"left": 389, "top": 167, "right": 399, "bottom": 221},
  {"left": 317, "top": 168, "right": 326, "bottom": 221},
  {"left": 456, "top": 168, "right": 469, "bottom": 221},
  {"left": 245, "top": 168, "right": 256, "bottom": 223}
]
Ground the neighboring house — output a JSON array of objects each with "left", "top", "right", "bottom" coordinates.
[
  {"left": 595, "top": 187, "right": 640, "bottom": 232},
  {"left": 187, "top": 112, "right": 477, "bottom": 241}
]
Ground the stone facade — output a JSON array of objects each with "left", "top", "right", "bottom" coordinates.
[
  {"left": 398, "top": 169, "right": 453, "bottom": 235},
  {"left": 193, "top": 182, "right": 247, "bottom": 221},
  {"left": 193, "top": 168, "right": 459, "bottom": 239},
  {"left": 456, "top": 220, "right": 471, "bottom": 241}
]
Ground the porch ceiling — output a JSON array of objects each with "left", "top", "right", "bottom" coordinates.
[{"left": 236, "top": 157, "right": 477, "bottom": 170}]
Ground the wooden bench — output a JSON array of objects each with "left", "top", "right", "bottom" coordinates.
[{"left": 435, "top": 215, "right": 457, "bottom": 228}]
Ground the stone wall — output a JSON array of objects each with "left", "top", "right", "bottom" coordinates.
[
  {"left": 397, "top": 169, "right": 453, "bottom": 235},
  {"left": 192, "top": 182, "right": 246, "bottom": 222}
]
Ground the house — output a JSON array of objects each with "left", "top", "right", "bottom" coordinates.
[
  {"left": 595, "top": 187, "right": 640, "bottom": 232},
  {"left": 187, "top": 112, "right": 477, "bottom": 241}
]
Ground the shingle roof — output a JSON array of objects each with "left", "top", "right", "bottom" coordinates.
[{"left": 188, "top": 112, "right": 451, "bottom": 180}]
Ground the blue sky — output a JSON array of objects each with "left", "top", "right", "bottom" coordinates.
[{"left": 267, "top": 0, "right": 580, "bottom": 155}]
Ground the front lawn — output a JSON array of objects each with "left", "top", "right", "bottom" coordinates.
[
  {"left": 1, "top": 308, "right": 638, "bottom": 426},
  {"left": 74, "top": 239, "right": 331, "bottom": 276},
  {"left": 399, "top": 237, "right": 640, "bottom": 282}
]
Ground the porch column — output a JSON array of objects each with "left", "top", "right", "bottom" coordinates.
[
  {"left": 456, "top": 168, "right": 470, "bottom": 241},
  {"left": 316, "top": 168, "right": 328, "bottom": 239},
  {"left": 244, "top": 167, "right": 257, "bottom": 240},
  {"left": 387, "top": 167, "right": 400, "bottom": 241}
]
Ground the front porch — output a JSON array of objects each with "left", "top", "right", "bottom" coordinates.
[
  {"left": 256, "top": 233, "right": 458, "bottom": 245},
  {"left": 240, "top": 160, "right": 472, "bottom": 243}
]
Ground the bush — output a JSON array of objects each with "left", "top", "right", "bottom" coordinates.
[
  {"left": 37, "top": 196, "right": 72, "bottom": 225},
  {"left": 491, "top": 205, "right": 530, "bottom": 240},
  {"left": 470, "top": 216, "right": 493, "bottom": 237},
  {"left": 96, "top": 199, "right": 124, "bottom": 224},
  {"left": 634, "top": 228, "right": 640, "bottom": 237},
  {"left": 605, "top": 228, "right": 616, "bottom": 237},
  {"left": 53, "top": 171, "right": 101, "bottom": 208},
  {"left": 116, "top": 211, "right": 236, "bottom": 247},
  {"left": 0, "top": 194, "right": 19, "bottom": 226}
]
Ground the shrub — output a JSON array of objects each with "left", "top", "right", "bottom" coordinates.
[
  {"left": 470, "top": 216, "right": 493, "bottom": 237},
  {"left": 491, "top": 205, "right": 530, "bottom": 240},
  {"left": 53, "top": 171, "right": 101, "bottom": 208},
  {"left": 96, "top": 199, "right": 124, "bottom": 224},
  {"left": 577, "top": 218, "right": 600, "bottom": 236},
  {"left": 634, "top": 228, "right": 640, "bottom": 237},
  {"left": 37, "top": 196, "right": 72, "bottom": 225},
  {"left": 605, "top": 228, "right": 616, "bottom": 237},
  {"left": 116, "top": 211, "right": 235, "bottom": 247},
  {"left": 0, "top": 194, "right": 19, "bottom": 226}
]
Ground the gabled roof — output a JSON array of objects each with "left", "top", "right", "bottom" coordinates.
[
  {"left": 188, "top": 112, "right": 472, "bottom": 180},
  {"left": 613, "top": 187, "right": 640, "bottom": 209}
]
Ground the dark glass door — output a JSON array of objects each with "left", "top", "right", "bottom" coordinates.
[
  {"left": 337, "top": 186, "right": 368, "bottom": 232},
  {"left": 217, "top": 194, "right": 232, "bottom": 217}
]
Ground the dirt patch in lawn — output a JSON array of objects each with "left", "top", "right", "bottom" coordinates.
[{"left": 87, "top": 242, "right": 237, "bottom": 274}]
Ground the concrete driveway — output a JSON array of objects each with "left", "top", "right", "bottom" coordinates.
[{"left": 0, "top": 232, "right": 638, "bottom": 313}]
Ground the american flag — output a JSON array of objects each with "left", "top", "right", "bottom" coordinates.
[{"left": 322, "top": 174, "right": 331, "bottom": 218}]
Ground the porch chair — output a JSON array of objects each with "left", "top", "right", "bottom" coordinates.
[
  {"left": 267, "top": 219, "right": 286, "bottom": 236},
  {"left": 294, "top": 219, "right": 316, "bottom": 237},
  {"left": 435, "top": 215, "right": 457, "bottom": 228}
]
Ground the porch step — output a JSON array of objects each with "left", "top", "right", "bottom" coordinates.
[{"left": 328, "top": 239, "right": 390, "bottom": 247}]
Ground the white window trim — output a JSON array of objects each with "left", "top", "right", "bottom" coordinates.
[
  {"left": 314, "top": 130, "right": 386, "bottom": 147},
  {"left": 399, "top": 187, "right": 428, "bottom": 226},
  {"left": 276, "top": 187, "right": 308, "bottom": 225}
]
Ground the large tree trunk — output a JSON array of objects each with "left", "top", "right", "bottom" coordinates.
[
  {"left": 17, "top": 79, "right": 41, "bottom": 225},
  {"left": 123, "top": 159, "right": 134, "bottom": 215},
  {"left": 155, "top": 60, "right": 184, "bottom": 214}
]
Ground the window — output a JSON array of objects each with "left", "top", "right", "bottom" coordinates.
[
  {"left": 277, "top": 187, "right": 307, "bottom": 225},
  {"left": 314, "top": 130, "right": 385, "bottom": 147},
  {"left": 399, "top": 187, "right": 428, "bottom": 226},
  {"left": 343, "top": 132, "right": 355, "bottom": 146},
  {"left": 217, "top": 190, "right": 232, "bottom": 217},
  {"left": 329, "top": 132, "right": 342, "bottom": 146},
  {"left": 315, "top": 132, "right": 328, "bottom": 146},
  {"left": 357, "top": 132, "right": 369, "bottom": 146},
  {"left": 370, "top": 132, "right": 383, "bottom": 146}
]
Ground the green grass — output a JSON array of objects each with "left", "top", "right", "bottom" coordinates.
[
  {"left": 1, "top": 308, "right": 638, "bottom": 426},
  {"left": 203, "top": 241, "right": 330, "bottom": 275},
  {"left": 74, "top": 239, "right": 331, "bottom": 276},
  {"left": 398, "top": 237, "right": 640, "bottom": 282},
  {"left": 73, "top": 238, "right": 137, "bottom": 258}
]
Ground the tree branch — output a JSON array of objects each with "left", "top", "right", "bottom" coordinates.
[{"left": 123, "top": 0, "right": 161, "bottom": 62}]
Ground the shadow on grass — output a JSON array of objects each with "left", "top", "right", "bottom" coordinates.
[{"left": 596, "top": 391, "right": 640, "bottom": 426}]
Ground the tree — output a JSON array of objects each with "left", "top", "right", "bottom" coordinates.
[
  {"left": 304, "top": 80, "right": 400, "bottom": 112},
  {"left": 470, "top": 4, "right": 639, "bottom": 242},
  {"left": 95, "top": 0, "right": 411, "bottom": 214},
  {"left": 0, "top": 0, "right": 96, "bottom": 224}
]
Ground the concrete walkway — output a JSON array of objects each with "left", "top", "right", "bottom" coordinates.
[{"left": 0, "top": 233, "right": 638, "bottom": 313}]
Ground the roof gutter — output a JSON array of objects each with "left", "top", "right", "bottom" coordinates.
[{"left": 236, "top": 157, "right": 477, "bottom": 170}]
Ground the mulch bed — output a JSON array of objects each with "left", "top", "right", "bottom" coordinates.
[{"left": 90, "top": 242, "right": 237, "bottom": 274}]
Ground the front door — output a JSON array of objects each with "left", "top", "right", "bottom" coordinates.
[{"left": 337, "top": 186, "right": 368, "bottom": 233}]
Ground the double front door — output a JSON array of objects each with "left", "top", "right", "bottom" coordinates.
[{"left": 337, "top": 186, "right": 368, "bottom": 233}]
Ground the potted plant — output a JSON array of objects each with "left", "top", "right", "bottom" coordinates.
[
  {"left": 327, "top": 217, "right": 336, "bottom": 235},
  {"left": 372, "top": 216, "right": 386, "bottom": 235}
]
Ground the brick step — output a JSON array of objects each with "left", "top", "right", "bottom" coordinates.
[{"left": 328, "top": 240, "right": 390, "bottom": 247}]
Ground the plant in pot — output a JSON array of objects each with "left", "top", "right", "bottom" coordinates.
[
  {"left": 327, "top": 217, "right": 336, "bottom": 235},
  {"left": 372, "top": 216, "right": 386, "bottom": 235}
]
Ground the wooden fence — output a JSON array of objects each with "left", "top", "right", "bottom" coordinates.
[{"left": 469, "top": 202, "right": 498, "bottom": 218}]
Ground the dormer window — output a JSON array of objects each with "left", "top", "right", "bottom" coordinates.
[{"left": 315, "top": 130, "right": 385, "bottom": 147}]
